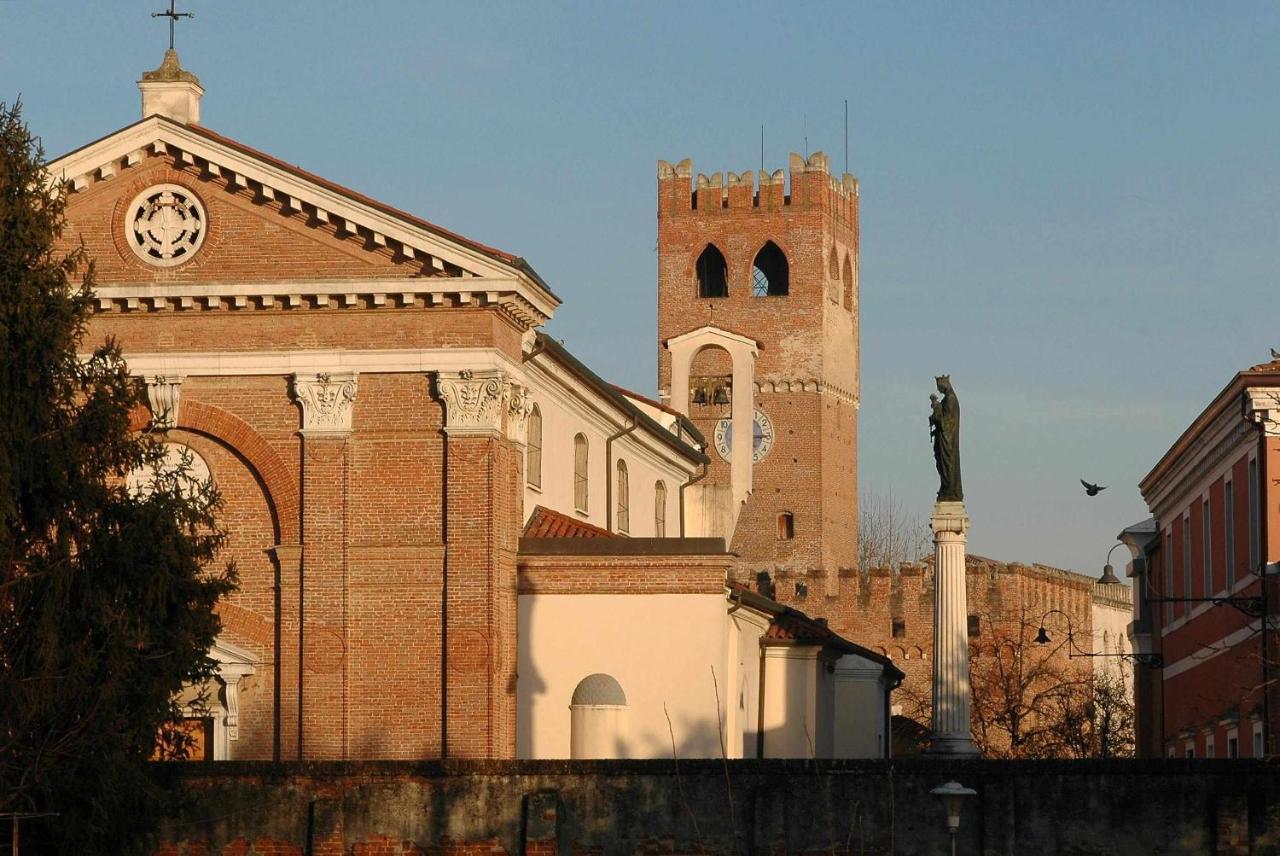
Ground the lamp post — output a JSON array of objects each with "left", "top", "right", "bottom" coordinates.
[
  {"left": 1034, "top": 608, "right": 1162, "bottom": 668},
  {"left": 930, "top": 781, "right": 976, "bottom": 856}
]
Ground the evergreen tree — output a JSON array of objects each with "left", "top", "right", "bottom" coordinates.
[{"left": 0, "top": 100, "right": 236, "bottom": 853}]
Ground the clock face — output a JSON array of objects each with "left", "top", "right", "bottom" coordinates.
[{"left": 714, "top": 410, "right": 775, "bottom": 464}]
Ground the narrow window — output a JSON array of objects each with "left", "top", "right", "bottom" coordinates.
[
  {"left": 1185, "top": 744, "right": 1195, "bottom": 759},
  {"left": 1183, "top": 519, "right": 1192, "bottom": 613},
  {"left": 696, "top": 244, "right": 728, "bottom": 298},
  {"left": 891, "top": 618, "right": 907, "bottom": 639},
  {"left": 654, "top": 480, "right": 667, "bottom": 537},
  {"left": 574, "top": 434, "right": 589, "bottom": 513},
  {"left": 1165, "top": 532, "right": 1174, "bottom": 623},
  {"left": 1249, "top": 459, "right": 1260, "bottom": 574},
  {"left": 526, "top": 405, "right": 542, "bottom": 489},
  {"left": 1228, "top": 735, "right": 1239, "bottom": 758},
  {"left": 1203, "top": 499, "right": 1212, "bottom": 596},
  {"left": 967, "top": 615, "right": 981, "bottom": 637},
  {"left": 842, "top": 255, "right": 854, "bottom": 310},
  {"left": 751, "top": 241, "right": 789, "bottom": 297},
  {"left": 777, "top": 511, "right": 794, "bottom": 540},
  {"left": 1205, "top": 735, "right": 1215, "bottom": 759},
  {"left": 1226, "top": 481, "right": 1236, "bottom": 589},
  {"left": 1255, "top": 723, "right": 1265, "bottom": 757},
  {"left": 615, "top": 459, "right": 629, "bottom": 534}
]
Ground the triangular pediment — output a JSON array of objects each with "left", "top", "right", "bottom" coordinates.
[{"left": 49, "top": 117, "right": 558, "bottom": 324}]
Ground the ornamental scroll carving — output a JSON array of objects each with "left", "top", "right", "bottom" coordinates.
[
  {"left": 292, "top": 372, "right": 358, "bottom": 436},
  {"left": 436, "top": 369, "right": 506, "bottom": 436},
  {"left": 504, "top": 380, "right": 533, "bottom": 445},
  {"left": 144, "top": 375, "right": 183, "bottom": 430}
]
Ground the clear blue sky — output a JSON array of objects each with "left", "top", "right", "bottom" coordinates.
[{"left": 5, "top": 1, "right": 1279, "bottom": 575}]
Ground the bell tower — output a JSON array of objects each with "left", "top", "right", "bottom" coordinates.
[{"left": 657, "top": 152, "right": 859, "bottom": 598}]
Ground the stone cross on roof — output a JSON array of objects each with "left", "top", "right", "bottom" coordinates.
[{"left": 152, "top": 0, "right": 193, "bottom": 52}]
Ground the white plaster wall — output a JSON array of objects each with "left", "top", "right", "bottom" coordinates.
[
  {"left": 832, "top": 654, "right": 889, "bottom": 758},
  {"left": 760, "top": 648, "right": 822, "bottom": 758},
  {"left": 518, "top": 593, "right": 730, "bottom": 759},
  {"left": 726, "top": 607, "right": 770, "bottom": 758},
  {"left": 1092, "top": 598, "right": 1135, "bottom": 690}
]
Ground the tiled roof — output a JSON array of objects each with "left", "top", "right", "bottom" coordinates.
[
  {"left": 523, "top": 506, "right": 617, "bottom": 539},
  {"left": 1247, "top": 357, "right": 1280, "bottom": 373}
]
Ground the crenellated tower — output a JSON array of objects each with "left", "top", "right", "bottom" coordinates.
[{"left": 657, "top": 151, "right": 860, "bottom": 600}]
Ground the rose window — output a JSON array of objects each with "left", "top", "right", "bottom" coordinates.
[{"left": 126, "top": 184, "right": 206, "bottom": 267}]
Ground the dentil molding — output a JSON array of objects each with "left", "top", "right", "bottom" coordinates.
[{"left": 292, "top": 372, "right": 358, "bottom": 436}]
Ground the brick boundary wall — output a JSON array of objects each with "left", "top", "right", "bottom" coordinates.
[{"left": 143, "top": 759, "right": 1280, "bottom": 855}]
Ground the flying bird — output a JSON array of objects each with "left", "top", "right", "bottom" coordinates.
[{"left": 1081, "top": 480, "right": 1107, "bottom": 497}]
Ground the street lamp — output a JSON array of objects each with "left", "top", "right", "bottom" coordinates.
[
  {"left": 930, "top": 781, "right": 977, "bottom": 856},
  {"left": 1098, "top": 544, "right": 1125, "bottom": 585},
  {"left": 1034, "top": 608, "right": 1163, "bottom": 667}
]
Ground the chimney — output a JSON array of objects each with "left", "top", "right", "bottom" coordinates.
[{"left": 138, "top": 49, "right": 203, "bottom": 124}]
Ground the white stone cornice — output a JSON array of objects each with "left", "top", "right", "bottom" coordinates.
[
  {"left": 292, "top": 372, "right": 358, "bottom": 437},
  {"left": 436, "top": 369, "right": 506, "bottom": 437},
  {"left": 144, "top": 374, "right": 183, "bottom": 429},
  {"left": 1246, "top": 387, "right": 1280, "bottom": 437},
  {"left": 103, "top": 347, "right": 524, "bottom": 382}
]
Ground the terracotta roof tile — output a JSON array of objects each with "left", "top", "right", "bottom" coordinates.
[{"left": 523, "top": 506, "right": 617, "bottom": 539}]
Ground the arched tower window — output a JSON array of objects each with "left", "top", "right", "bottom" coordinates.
[
  {"left": 751, "top": 241, "right": 789, "bottom": 297},
  {"left": 842, "top": 255, "right": 854, "bottom": 310},
  {"left": 615, "top": 459, "right": 630, "bottom": 534},
  {"left": 654, "top": 480, "right": 667, "bottom": 537},
  {"left": 526, "top": 405, "right": 542, "bottom": 489},
  {"left": 574, "top": 434, "right": 589, "bottom": 512},
  {"left": 777, "top": 511, "right": 794, "bottom": 540},
  {"left": 696, "top": 244, "right": 728, "bottom": 298}
]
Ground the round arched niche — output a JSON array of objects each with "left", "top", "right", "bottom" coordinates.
[
  {"left": 569, "top": 673, "right": 628, "bottom": 760},
  {"left": 125, "top": 442, "right": 213, "bottom": 498}
]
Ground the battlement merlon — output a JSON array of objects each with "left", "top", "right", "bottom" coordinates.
[{"left": 657, "top": 152, "right": 858, "bottom": 220}]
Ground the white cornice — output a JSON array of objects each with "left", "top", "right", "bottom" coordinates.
[
  {"left": 90, "top": 276, "right": 551, "bottom": 329},
  {"left": 1144, "top": 398, "right": 1254, "bottom": 519},
  {"left": 50, "top": 118, "right": 558, "bottom": 322}
]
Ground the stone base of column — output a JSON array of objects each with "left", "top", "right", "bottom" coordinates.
[{"left": 927, "top": 500, "right": 980, "bottom": 758}]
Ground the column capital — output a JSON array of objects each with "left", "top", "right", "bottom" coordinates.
[
  {"left": 436, "top": 369, "right": 506, "bottom": 438},
  {"left": 144, "top": 374, "right": 184, "bottom": 430},
  {"left": 504, "top": 379, "right": 533, "bottom": 445},
  {"left": 292, "top": 372, "right": 358, "bottom": 437},
  {"left": 930, "top": 500, "right": 970, "bottom": 536},
  {"left": 1245, "top": 387, "right": 1280, "bottom": 437}
]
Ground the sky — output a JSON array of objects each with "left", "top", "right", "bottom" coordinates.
[{"left": 3, "top": 1, "right": 1279, "bottom": 576}]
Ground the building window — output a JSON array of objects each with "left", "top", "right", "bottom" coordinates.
[
  {"left": 751, "top": 241, "right": 789, "bottom": 297},
  {"left": 1255, "top": 721, "right": 1265, "bottom": 757},
  {"left": 654, "top": 480, "right": 666, "bottom": 538},
  {"left": 615, "top": 459, "right": 629, "bottom": 534},
  {"left": 1182, "top": 519, "right": 1191, "bottom": 613},
  {"left": 1167, "top": 745, "right": 1176, "bottom": 758},
  {"left": 1203, "top": 499, "right": 1212, "bottom": 597},
  {"left": 967, "top": 614, "right": 981, "bottom": 637},
  {"left": 573, "top": 433, "right": 589, "bottom": 513},
  {"left": 1226, "top": 481, "right": 1236, "bottom": 589},
  {"left": 1165, "top": 532, "right": 1174, "bottom": 624},
  {"left": 696, "top": 244, "right": 728, "bottom": 298},
  {"left": 1205, "top": 734, "right": 1215, "bottom": 758},
  {"left": 1185, "top": 741, "right": 1195, "bottom": 759},
  {"left": 1227, "top": 731, "right": 1239, "bottom": 759},
  {"left": 1249, "top": 458, "right": 1260, "bottom": 575},
  {"left": 777, "top": 511, "right": 794, "bottom": 540},
  {"left": 891, "top": 618, "right": 906, "bottom": 639},
  {"left": 842, "top": 255, "right": 854, "bottom": 310},
  {"left": 526, "top": 405, "right": 542, "bottom": 490}
]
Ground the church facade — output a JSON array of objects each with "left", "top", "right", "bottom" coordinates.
[{"left": 54, "top": 52, "right": 900, "bottom": 762}]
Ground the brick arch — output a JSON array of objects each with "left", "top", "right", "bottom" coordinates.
[{"left": 178, "top": 399, "right": 299, "bottom": 543}]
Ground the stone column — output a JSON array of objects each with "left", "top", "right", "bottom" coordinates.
[
  {"left": 927, "top": 500, "right": 979, "bottom": 756},
  {"left": 292, "top": 371, "right": 357, "bottom": 760},
  {"left": 436, "top": 369, "right": 524, "bottom": 759}
]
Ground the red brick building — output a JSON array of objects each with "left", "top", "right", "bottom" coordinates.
[{"left": 1129, "top": 356, "right": 1280, "bottom": 758}]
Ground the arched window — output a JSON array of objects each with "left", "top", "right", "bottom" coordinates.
[
  {"left": 696, "top": 244, "right": 728, "bottom": 298},
  {"left": 615, "top": 459, "right": 630, "bottom": 534},
  {"left": 842, "top": 255, "right": 854, "bottom": 310},
  {"left": 526, "top": 405, "right": 542, "bottom": 489},
  {"left": 654, "top": 480, "right": 667, "bottom": 537},
  {"left": 574, "top": 434, "right": 589, "bottom": 512},
  {"left": 777, "top": 511, "right": 794, "bottom": 540},
  {"left": 828, "top": 248, "right": 841, "bottom": 303},
  {"left": 751, "top": 241, "right": 789, "bottom": 297}
]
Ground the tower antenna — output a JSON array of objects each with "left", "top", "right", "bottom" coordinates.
[{"left": 844, "top": 99, "right": 849, "bottom": 174}]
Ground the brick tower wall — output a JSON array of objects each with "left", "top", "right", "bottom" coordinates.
[{"left": 656, "top": 154, "right": 859, "bottom": 592}]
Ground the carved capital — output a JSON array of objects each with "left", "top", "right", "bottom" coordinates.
[
  {"left": 1246, "top": 387, "right": 1280, "bottom": 437},
  {"left": 292, "top": 372, "right": 358, "bottom": 436},
  {"left": 436, "top": 369, "right": 506, "bottom": 437},
  {"left": 930, "top": 500, "right": 970, "bottom": 537},
  {"left": 504, "top": 380, "right": 533, "bottom": 445},
  {"left": 144, "top": 374, "right": 183, "bottom": 430}
]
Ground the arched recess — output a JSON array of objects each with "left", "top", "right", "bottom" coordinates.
[
  {"left": 842, "top": 255, "right": 854, "bottom": 311},
  {"left": 177, "top": 399, "right": 299, "bottom": 544},
  {"left": 688, "top": 343, "right": 734, "bottom": 409},
  {"left": 751, "top": 241, "right": 789, "bottom": 296},
  {"left": 696, "top": 244, "right": 728, "bottom": 298},
  {"left": 827, "top": 248, "right": 840, "bottom": 302}
]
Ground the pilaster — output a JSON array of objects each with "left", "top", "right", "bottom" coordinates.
[{"left": 268, "top": 542, "right": 303, "bottom": 761}]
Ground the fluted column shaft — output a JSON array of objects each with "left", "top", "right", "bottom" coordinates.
[{"left": 927, "top": 500, "right": 979, "bottom": 756}]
